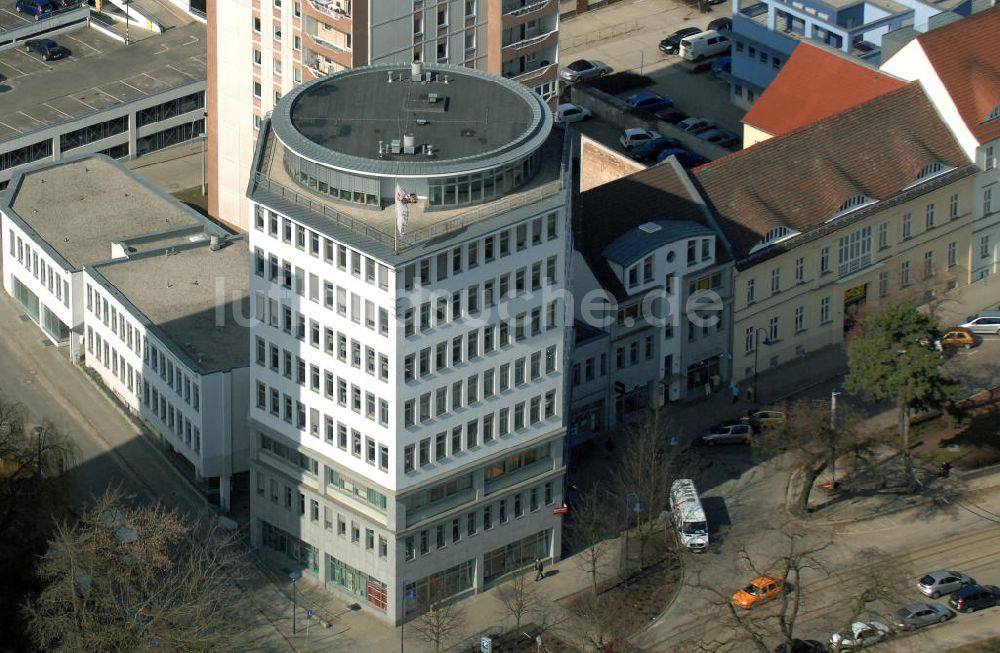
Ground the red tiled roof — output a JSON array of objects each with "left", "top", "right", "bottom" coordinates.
[
  {"left": 742, "top": 42, "right": 907, "bottom": 138},
  {"left": 916, "top": 6, "right": 1000, "bottom": 144},
  {"left": 694, "top": 84, "right": 973, "bottom": 262}
]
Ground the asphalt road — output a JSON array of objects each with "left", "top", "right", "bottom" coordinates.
[{"left": 637, "top": 338, "right": 1000, "bottom": 652}]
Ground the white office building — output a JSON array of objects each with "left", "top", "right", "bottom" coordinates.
[
  {"left": 246, "top": 62, "right": 572, "bottom": 623},
  {"left": 1, "top": 155, "right": 251, "bottom": 509}
]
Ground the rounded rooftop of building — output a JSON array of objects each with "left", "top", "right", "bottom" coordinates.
[{"left": 270, "top": 62, "right": 552, "bottom": 178}]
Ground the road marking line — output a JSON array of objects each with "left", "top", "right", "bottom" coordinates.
[
  {"left": 43, "top": 102, "right": 73, "bottom": 118},
  {"left": 94, "top": 86, "right": 122, "bottom": 102}
]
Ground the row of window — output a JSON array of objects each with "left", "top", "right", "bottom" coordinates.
[
  {"left": 402, "top": 256, "right": 559, "bottom": 335},
  {"left": 733, "top": 40, "right": 782, "bottom": 70},
  {"left": 401, "top": 213, "right": 559, "bottom": 290},
  {"left": 625, "top": 238, "right": 713, "bottom": 289},
  {"left": 403, "top": 481, "right": 554, "bottom": 562},
  {"left": 143, "top": 379, "right": 202, "bottom": 453},
  {"left": 9, "top": 231, "right": 69, "bottom": 308},
  {"left": 572, "top": 353, "right": 608, "bottom": 387},
  {"left": 405, "top": 327, "right": 558, "bottom": 381},
  {"left": 253, "top": 208, "right": 392, "bottom": 291},
  {"left": 86, "top": 283, "right": 201, "bottom": 411},
  {"left": 402, "top": 390, "right": 559, "bottom": 469},
  {"left": 87, "top": 326, "right": 141, "bottom": 400},
  {"left": 745, "top": 200, "right": 960, "bottom": 305}
]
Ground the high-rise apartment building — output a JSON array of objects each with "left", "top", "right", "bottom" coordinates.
[
  {"left": 208, "top": 0, "right": 560, "bottom": 232},
  {"left": 246, "top": 62, "right": 571, "bottom": 623}
]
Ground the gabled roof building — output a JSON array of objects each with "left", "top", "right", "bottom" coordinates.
[{"left": 881, "top": 6, "right": 1000, "bottom": 281}]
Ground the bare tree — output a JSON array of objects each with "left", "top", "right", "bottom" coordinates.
[
  {"left": 409, "top": 597, "right": 464, "bottom": 653},
  {"left": 752, "top": 400, "right": 867, "bottom": 514},
  {"left": 567, "top": 592, "right": 640, "bottom": 653},
  {"left": 687, "top": 525, "right": 831, "bottom": 653},
  {"left": 24, "top": 487, "right": 250, "bottom": 652},
  {"left": 567, "top": 481, "right": 614, "bottom": 595},
  {"left": 613, "top": 409, "right": 680, "bottom": 572},
  {"left": 497, "top": 572, "right": 542, "bottom": 638}
]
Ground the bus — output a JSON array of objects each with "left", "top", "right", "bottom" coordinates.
[{"left": 669, "top": 479, "right": 708, "bottom": 552}]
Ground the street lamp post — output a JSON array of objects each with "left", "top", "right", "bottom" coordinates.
[
  {"left": 751, "top": 328, "right": 771, "bottom": 404},
  {"left": 830, "top": 391, "right": 841, "bottom": 487},
  {"left": 124, "top": 0, "right": 130, "bottom": 46},
  {"left": 289, "top": 570, "right": 301, "bottom": 635},
  {"left": 622, "top": 493, "right": 641, "bottom": 585}
]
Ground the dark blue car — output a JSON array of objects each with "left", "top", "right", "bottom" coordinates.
[
  {"left": 16, "top": 0, "right": 54, "bottom": 18},
  {"left": 656, "top": 147, "right": 706, "bottom": 168},
  {"left": 629, "top": 136, "right": 681, "bottom": 163},
  {"left": 625, "top": 91, "right": 673, "bottom": 113}
]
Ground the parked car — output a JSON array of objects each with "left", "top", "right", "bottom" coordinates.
[
  {"left": 625, "top": 91, "right": 673, "bottom": 113},
  {"left": 745, "top": 409, "right": 786, "bottom": 430},
  {"left": 948, "top": 584, "right": 1000, "bottom": 612},
  {"left": 917, "top": 570, "right": 975, "bottom": 598},
  {"left": 938, "top": 326, "right": 977, "bottom": 350},
  {"left": 701, "top": 421, "right": 753, "bottom": 446},
  {"left": 708, "top": 16, "right": 733, "bottom": 32},
  {"left": 15, "top": 0, "right": 54, "bottom": 18},
  {"left": 656, "top": 147, "right": 705, "bottom": 168},
  {"left": 712, "top": 56, "right": 732, "bottom": 76},
  {"left": 558, "top": 59, "right": 611, "bottom": 82},
  {"left": 619, "top": 128, "right": 661, "bottom": 149},
  {"left": 959, "top": 311, "right": 1000, "bottom": 335},
  {"left": 774, "top": 640, "right": 826, "bottom": 653},
  {"left": 628, "top": 136, "right": 681, "bottom": 163},
  {"left": 24, "top": 38, "right": 68, "bottom": 60},
  {"left": 659, "top": 26, "right": 702, "bottom": 54},
  {"left": 697, "top": 128, "right": 740, "bottom": 148},
  {"left": 654, "top": 108, "right": 689, "bottom": 124},
  {"left": 732, "top": 574, "right": 784, "bottom": 609},
  {"left": 829, "top": 621, "right": 892, "bottom": 650},
  {"left": 890, "top": 602, "right": 952, "bottom": 630},
  {"left": 676, "top": 117, "right": 715, "bottom": 134},
  {"left": 554, "top": 103, "right": 591, "bottom": 123}
]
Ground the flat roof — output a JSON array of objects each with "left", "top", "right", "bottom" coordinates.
[
  {"left": 7, "top": 156, "right": 205, "bottom": 269},
  {"left": 271, "top": 63, "right": 552, "bottom": 177},
  {"left": 0, "top": 21, "right": 205, "bottom": 145},
  {"left": 254, "top": 123, "right": 566, "bottom": 261},
  {"left": 93, "top": 240, "right": 250, "bottom": 374}
]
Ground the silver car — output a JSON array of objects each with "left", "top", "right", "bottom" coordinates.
[
  {"left": 959, "top": 313, "right": 1000, "bottom": 335},
  {"left": 558, "top": 59, "right": 611, "bottom": 83},
  {"left": 891, "top": 602, "right": 952, "bottom": 630},
  {"left": 917, "top": 570, "right": 975, "bottom": 598},
  {"left": 830, "top": 621, "right": 892, "bottom": 650},
  {"left": 701, "top": 421, "right": 753, "bottom": 446}
]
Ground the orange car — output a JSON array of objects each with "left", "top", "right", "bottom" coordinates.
[{"left": 731, "top": 574, "right": 784, "bottom": 609}]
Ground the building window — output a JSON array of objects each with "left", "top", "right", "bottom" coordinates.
[
  {"left": 985, "top": 188, "right": 993, "bottom": 215},
  {"left": 948, "top": 241, "right": 957, "bottom": 268},
  {"left": 770, "top": 268, "right": 780, "bottom": 294},
  {"left": 819, "top": 295, "right": 830, "bottom": 324},
  {"left": 744, "top": 327, "right": 754, "bottom": 353},
  {"left": 902, "top": 213, "right": 912, "bottom": 240},
  {"left": 950, "top": 194, "right": 959, "bottom": 220},
  {"left": 794, "top": 306, "right": 804, "bottom": 333},
  {"left": 900, "top": 260, "right": 911, "bottom": 287},
  {"left": 981, "top": 235, "right": 990, "bottom": 259},
  {"left": 768, "top": 316, "right": 779, "bottom": 341},
  {"left": 794, "top": 257, "right": 804, "bottom": 283},
  {"left": 820, "top": 247, "right": 830, "bottom": 274},
  {"left": 926, "top": 203, "right": 935, "bottom": 229},
  {"left": 924, "top": 250, "right": 935, "bottom": 278},
  {"left": 878, "top": 222, "right": 888, "bottom": 249},
  {"left": 879, "top": 271, "right": 889, "bottom": 297},
  {"left": 745, "top": 278, "right": 755, "bottom": 304}
]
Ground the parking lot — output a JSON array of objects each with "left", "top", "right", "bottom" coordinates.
[
  {"left": 559, "top": 0, "right": 746, "bottom": 161},
  {"left": 0, "top": 22, "right": 205, "bottom": 144}
]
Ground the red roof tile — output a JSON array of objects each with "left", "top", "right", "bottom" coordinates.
[
  {"left": 742, "top": 42, "right": 907, "bottom": 138},
  {"left": 915, "top": 6, "right": 1000, "bottom": 144},
  {"left": 695, "top": 84, "right": 974, "bottom": 262}
]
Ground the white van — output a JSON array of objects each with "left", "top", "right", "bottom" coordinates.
[
  {"left": 678, "top": 30, "right": 730, "bottom": 62},
  {"left": 669, "top": 479, "right": 708, "bottom": 551}
]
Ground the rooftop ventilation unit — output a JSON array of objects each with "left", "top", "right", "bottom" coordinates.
[
  {"left": 638, "top": 222, "right": 662, "bottom": 234},
  {"left": 416, "top": 118, "right": 429, "bottom": 126},
  {"left": 403, "top": 133, "right": 416, "bottom": 155},
  {"left": 428, "top": 92, "right": 439, "bottom": 103},
  {"left": 411, "top": 61, "right": 423, "bottom": 82},
  {"left": 390, "top": 139, "right": 402, "bottom": 154},
  {"left": 425, "top": 144, "right": 434, "bottom": 157}
]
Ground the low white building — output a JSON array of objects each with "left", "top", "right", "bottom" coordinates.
[{"left": 1, "top": 154, "right": 250, "bottom": 509}]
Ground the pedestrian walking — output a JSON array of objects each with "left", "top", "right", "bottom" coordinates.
[
  {"left": 703, "top": 381, "right": 711, "bottom": 398},
  {"left": 534, "top": 558, "right": 544, "bottom": 581},
  {"left": 730, "top": 382, "right": 740, "bottom": 404},
  {"left": 746, "top": 386, "right": 755, "bottom": 403}
]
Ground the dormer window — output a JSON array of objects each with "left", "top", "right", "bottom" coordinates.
[
  {"left": 985, "top": 102, "right": 1000, "bottom": 124},
  {"left": 903, "top": 161, "right": 955, "bottom": 190},
  {"left": 748, "top": 226, "right": 800, "bottom": 254},
  {"left": 826, "top": 194, "right": 876, "bottom": 222}
]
